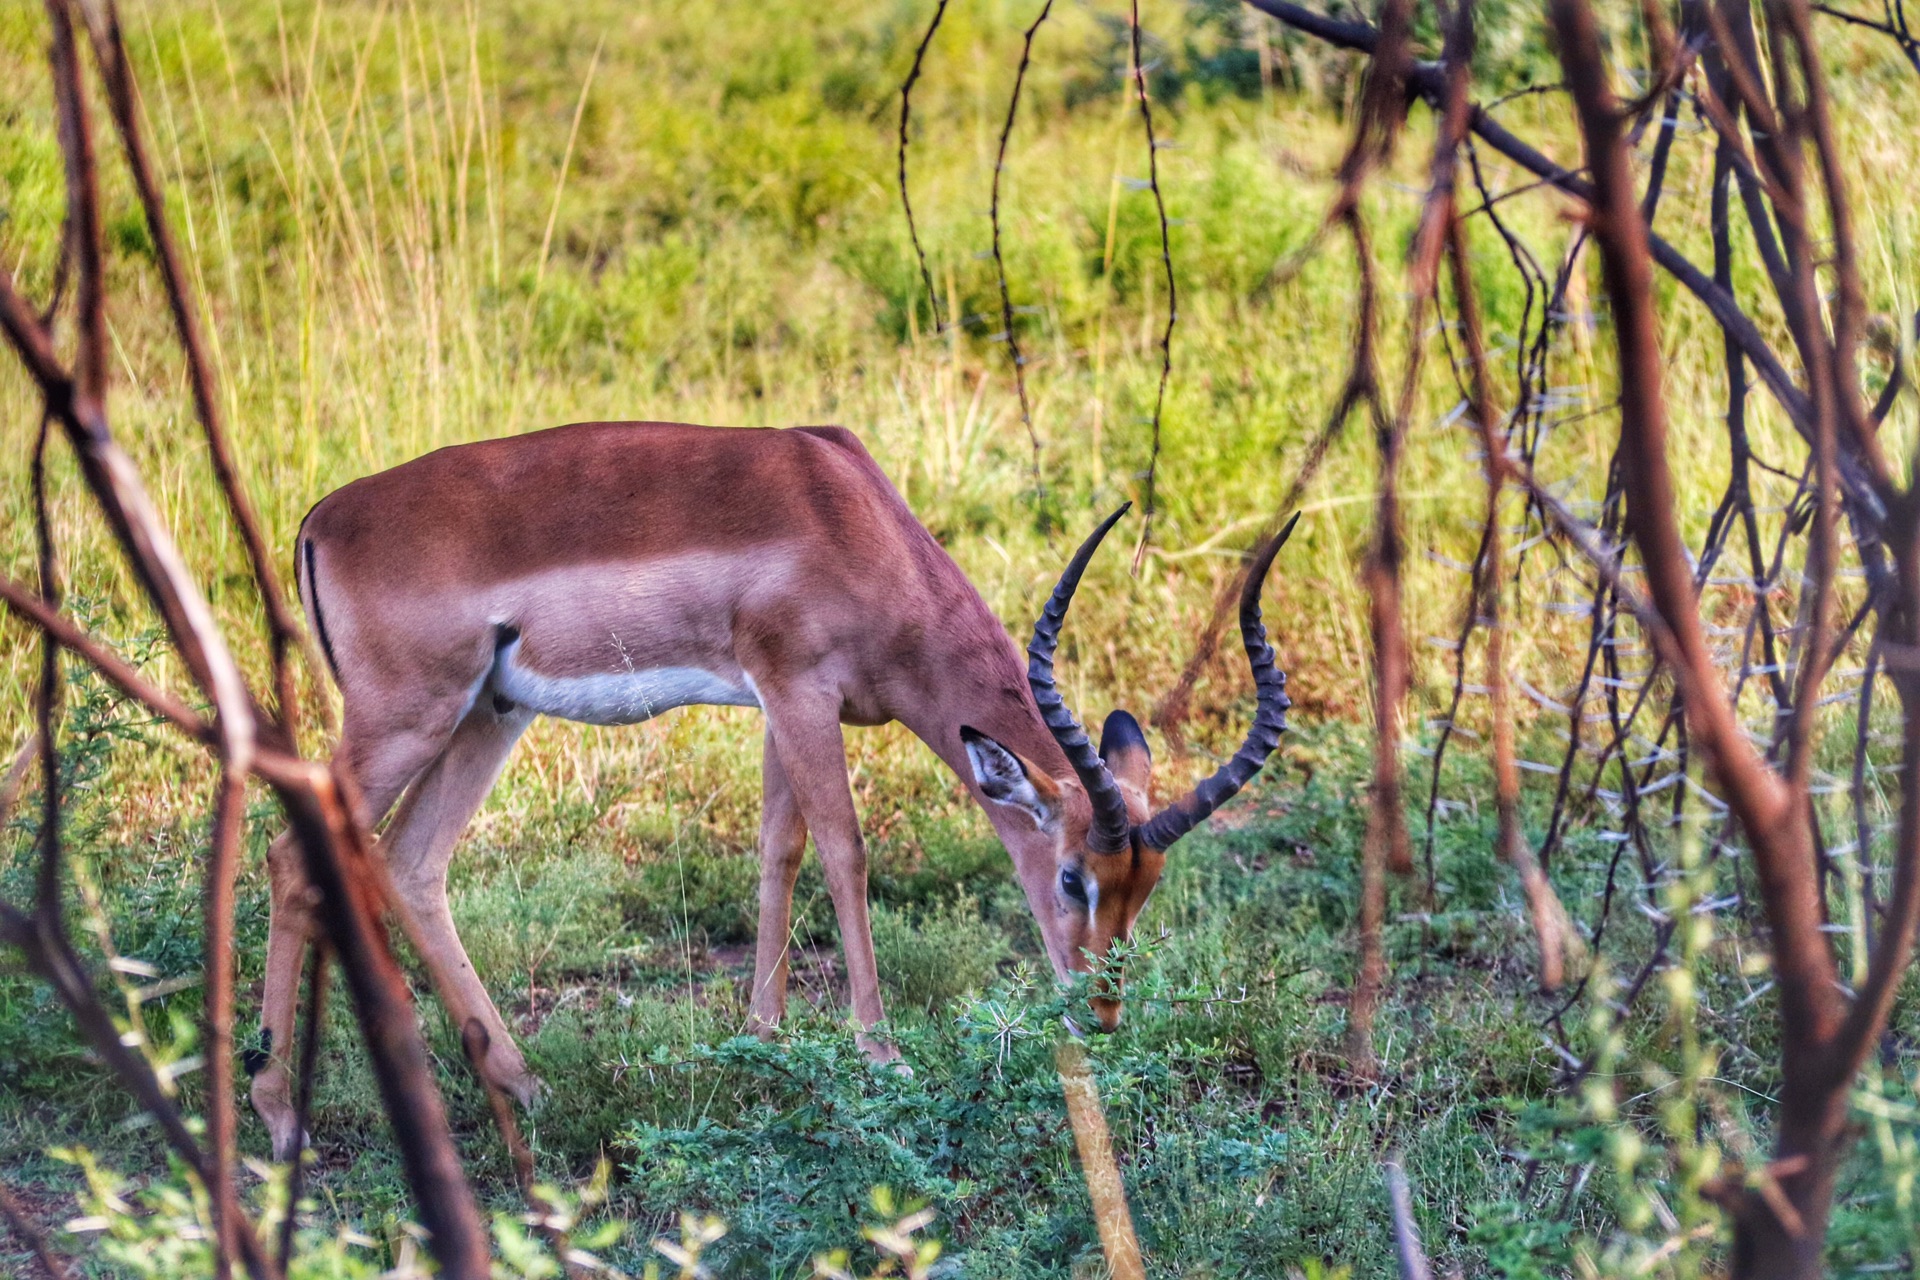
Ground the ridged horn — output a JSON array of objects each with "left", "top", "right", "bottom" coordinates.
[
  {"left": 1028, "top": 504, "right": 1133, "bottom": 855},
  {"left": 1137, "top": 512, "right": 1298, "bottom": 852}
]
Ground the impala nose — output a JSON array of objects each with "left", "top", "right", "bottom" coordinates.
[{"left": 1090, "top": 997, "right": 1121, "bottom": 1034}]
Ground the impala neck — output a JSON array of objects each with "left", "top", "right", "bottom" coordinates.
[
  {"left": 902, "top": 624, "right": 1075, "bottom": 799},
  {"left": 893, "top": 622, "right": 1086, "bottom": 981}
]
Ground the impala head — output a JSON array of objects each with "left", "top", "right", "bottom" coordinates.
[{"left": 963, "top": 504, "right": 1298, "bottom": 1033}]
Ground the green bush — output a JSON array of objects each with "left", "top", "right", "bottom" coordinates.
[
  {"left": 870, "top": 894, "right": 1012, "bottom": 1010},
  {"left": 451, "top": 849, "right": 628, "bottom": 991},
  {"left": 616, "top": 850, "right": 764, "bottom": 945},
  {"left": 618, "top": 995, "right": 1099, "bottom": 1277}
]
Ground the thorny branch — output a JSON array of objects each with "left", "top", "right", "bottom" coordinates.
[
  {"left": 897, "top": 0, "right": 950, "bottom": 335},
  {"left": 1445, "top": 196, "right": 1580, "bottom": 992},
  {"left": 1127, "top": 0, "right": 1177, "bottom": 570},
  {"left": 1162, "top": 0, "right": 1901, "bottom": 763},
  {"left": 1174, "top": 0, "right": 1920, "bottom": 1267},
  {"left": 1332, "top": 0, "right": 1414, "bottom": 1076},
  {"left": 989, "top": 0, "right": 1056, "bottom": 504},
  {"left": 1547, "top": 0, "right": 1920, "bottom": 1268},
  {"left": 76, "top": 1, "right": 323, "bottom": 739}
]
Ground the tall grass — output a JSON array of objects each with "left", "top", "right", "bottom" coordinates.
[{"left": 3, "top": 0, "right": 1903, "bottom": 749}]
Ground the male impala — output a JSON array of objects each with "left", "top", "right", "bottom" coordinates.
[{"left": 249, "top": 421, "right": 1292, "bottom": 1159}]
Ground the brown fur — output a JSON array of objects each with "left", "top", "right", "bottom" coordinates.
[{"left": 250, "top": 422, "right": 1166, "bottom": 1159}]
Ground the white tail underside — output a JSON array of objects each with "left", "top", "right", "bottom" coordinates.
[{"left": 488, "top": 636, "right": 759, "bottom": 726}]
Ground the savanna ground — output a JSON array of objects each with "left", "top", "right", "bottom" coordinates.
[{"left": 3, "top": 0, "right": 1920, "bottom": 1275}]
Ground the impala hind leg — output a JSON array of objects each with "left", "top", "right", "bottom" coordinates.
[
  {"left": 759, "top": 694, "right": 897, "bottom": 1065},
  {"left": 379, "top": 702, "right": 537, "bottom": 1104},
  {"left": 248, "top": 829, "right": 318, "bottom": 1162},
  {"left": 748, "top": 725, "right": 810, "bottom": 1035},
  {"left": 250, "top": 723, "right": 457, "bottom": 1162}
]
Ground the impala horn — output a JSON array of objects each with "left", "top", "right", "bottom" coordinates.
[
  {"left": 1028, "top": 504, "right": 1134, "bottom": 855},
  {"left": 1137, "top": 512, "right": 1298, "bottom": 851}
]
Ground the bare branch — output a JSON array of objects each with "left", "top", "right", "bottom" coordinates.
[
  {"left": 1448, "top": 207, "right": 1580, "bottom": 990},
  {"left": 0, "top": 580, "right": 214, "bottom": 743},
  {"left": 77, "top": 1, "right": 320, "bottom": 736},
  {"left": 990, "top": 0, "right": 1055, "bottom": 504},
  {"left": 0, "top": 1183, "right": 76, "bottom": 1280},
  {"left": 897, "top": 0, "right": 950, "bottom": 334},
  {"left": 1242, "top": 0, "right": 1824, "bottom": 449},
  {"left": 0, "top": 6, "right": 490, "bottom": 1273},
  {"left": 204, "top": 765, "right": 248, "bottom": 1280},
  {"left": 1383, "top": 1152, "right": 1432, "bottom": 1280},
  {"left": 1128, "top": 0, "right": 1177, "bottom": 568},
  {"left": 277, "top": 944, "right": 328, "bottom": 1272}
]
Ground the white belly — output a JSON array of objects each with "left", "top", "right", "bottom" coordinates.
[{"left": 489, "top": 637, "right": 759, "bottom": 726}]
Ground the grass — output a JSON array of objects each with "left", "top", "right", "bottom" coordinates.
[{"left": 2, "top": 0, "right": 1920, "bottom": 1274}]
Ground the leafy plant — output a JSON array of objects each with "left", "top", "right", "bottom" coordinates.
[{"left": 870, "top": 894, "right": 1011, "bottom": 1011}]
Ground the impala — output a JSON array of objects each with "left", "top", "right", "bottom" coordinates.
[{"left": 248, "top": 421, "right": 1292, "bottom": 1159}]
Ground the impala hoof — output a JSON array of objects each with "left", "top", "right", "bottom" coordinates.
[
  {"left": 856, "top": 1033, "right": 907, "bottom": 1073},
  {"left": 252, "top": 1074, "right": 306, "bottom": 1164},
  {"left": 507, "top": 1071, "right": 549, "bottom": 1111},
  {"left": 267, "top": 1128, "right": 301, "bottom": 1165}
]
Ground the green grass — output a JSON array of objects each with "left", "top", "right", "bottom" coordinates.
[
  {"left": 3, "top": 0, "right": 1920, "bottom": 1275},
  {"left": 4, "top": 666, "right": 1583, "bottom": 1276},
  {"left": 11, "top": 657, "right": 1920, "bottom": 1277}
]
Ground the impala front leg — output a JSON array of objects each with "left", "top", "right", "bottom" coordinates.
[
  {"left": 761, "top": 693, "right": 898, "bottom": 1065},
  {"left": 749, "top": 725, "right": 810, "bottom": 1036}
]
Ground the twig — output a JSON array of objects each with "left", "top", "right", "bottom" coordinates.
[
  {"left": 278, "top": 945, "right": 329, "bottom": 1271},
  {"left": 79, "top": 3, "right": 320, "bottom": 738},
  {"left": 1448, "top": 204, "right": 1579, "bottom": 990},
  {"left": 1127, "top": 0, "right": 1176, "bottom": 571},
  {"left": 897, "top": 0, "right": 950, "bottom": 334},
  {"left": 990, "top": 0, "right": 1055, "bottom": 505},
  {"left": 204, "top": 763, "right": 249, "bottom": 1279},
  {"left": 0, "top": 1182, "right": 75, "bottom": 1280},
  {"left": 460, "top": 1020, "right": 589, "bottom": 1278},
  {"left": 1056, "top": 1041, "right": 1145, "bottom": 1280},
  {"left": 0, "top": 5, "right": 489, "bottom": 1274},
  {"left": 1383, "top": 1152, "right": 1433, "bottom": 1280}
]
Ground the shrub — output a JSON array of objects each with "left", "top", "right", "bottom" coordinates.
[
  {"left": 451, "top": 849, "right": 628, "bottom": 994},
  {"left": 870, "top": 894, "right": 1012, "bottom": 1011}
]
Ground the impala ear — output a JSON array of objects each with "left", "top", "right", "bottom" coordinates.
[
  {"left": 961, "top": 726, "right": 1062, "bottom": 830},
  {"left": 1098, "top": 710, "right": 1153, "bottom": 819}
]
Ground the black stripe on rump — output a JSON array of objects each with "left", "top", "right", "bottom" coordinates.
[{"left": 303, "top": 538, "right": 341, "bottom": 677}]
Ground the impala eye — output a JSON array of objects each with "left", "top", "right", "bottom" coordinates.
[{"left": 1060, "top": 867, "right": 1089, "bottom": 903}]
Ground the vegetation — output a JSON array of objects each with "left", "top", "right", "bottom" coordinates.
[{"left": 1, "top": 0, "right": 1919, "bottom": 1275}]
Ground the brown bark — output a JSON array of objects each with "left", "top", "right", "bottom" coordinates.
[
  {"left": 1551, "top": 0, "right": 1918, "bottom": 1270},
  {"left": 1347, "top": 795, "right": 1390, "bottom": 1078},
  {"left": 0, "top": 1183, "right": 75, "bottom": 1280},
  {"left": 204, "top": 767, "right": 247, "bottom": 1280}
]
